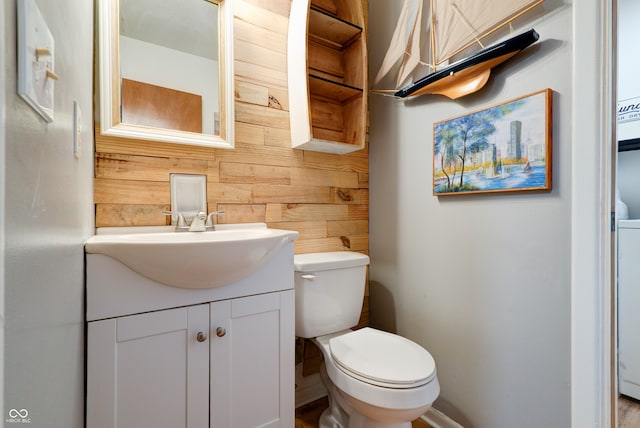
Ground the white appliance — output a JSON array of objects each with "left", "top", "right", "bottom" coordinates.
[
  {"left": 294, "top": 251, "right": 440, "bottom": 428},
  {"left": 618, "top": 219, "right": 640, "bottom": 400}
]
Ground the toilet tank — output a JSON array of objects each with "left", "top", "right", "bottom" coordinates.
[{"left": 294, "top": 251, "right": 370, "bottom": 338}]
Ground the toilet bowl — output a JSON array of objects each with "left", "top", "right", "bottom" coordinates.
[{"left": 294, "top": 252, "right": 440, "bottom": 428}]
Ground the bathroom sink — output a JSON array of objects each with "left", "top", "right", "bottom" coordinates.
[{"left": 85, "top": 224, "right": 298, "bottom": 289}]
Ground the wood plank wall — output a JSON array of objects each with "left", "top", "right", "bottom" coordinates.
[{"left": 94, "top": 0, "right": 369, "bottom": 375}]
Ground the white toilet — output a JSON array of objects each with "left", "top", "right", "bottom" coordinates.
[{"left": 294, "top": 251, "right": 440, "bottom": 428}]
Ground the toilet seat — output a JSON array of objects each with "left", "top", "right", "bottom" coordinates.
[{"left": 329, "top": 328, "right": 436, "bottom": 389}]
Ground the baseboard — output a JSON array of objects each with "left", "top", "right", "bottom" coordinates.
[{"left": 421, "top": 407, "right": 464, "bottom": 428}]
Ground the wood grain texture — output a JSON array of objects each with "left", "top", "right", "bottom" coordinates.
[
  {"left": 303, "top": 149, "right": 368, "bottom": 172},
  {"left": 219, "top": 162, "right": 291, "bottom": 184},
  {"left": 96, "top": 153, "right": 209, "bottom": 181},
  {"left": 289, "top": 0, "right": 367, "bottom": 152},
  {"left": 308, "top": 40, "right": 344, "bottom": 78},
  {"left": 96, "top": 204, "right": 170, "bottom": 227},
  {"left": 94, "top": 0, "right": 369, "bottom": 381},
  {"left": 96, "top": 128, "right": 217, "bottom": 160}
]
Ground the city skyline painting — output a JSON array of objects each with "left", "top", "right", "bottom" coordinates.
[{"left": 433, "top": 89, "right": 552, "bottom": 196}]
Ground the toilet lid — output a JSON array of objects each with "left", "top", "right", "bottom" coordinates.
[{"left": 329, "top": 328, "right": 436, "bottom": 388}]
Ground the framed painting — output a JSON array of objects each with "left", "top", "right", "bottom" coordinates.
[{"left": 433, "top": 88, "right": 552, "bottom": 196}]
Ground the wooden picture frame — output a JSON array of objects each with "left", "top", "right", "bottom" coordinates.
[{"left": 433, "top": 88, "right": 552, "bottom": 196}]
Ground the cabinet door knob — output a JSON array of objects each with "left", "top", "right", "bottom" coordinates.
[
  {"left": 216, "top": 327, "right": 226, "bottom": 337},
  {"left": 196, "top": 331, "right": 208, "bottom": 342}
]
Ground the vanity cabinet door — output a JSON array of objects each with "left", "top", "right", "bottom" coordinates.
[
  {"left": 210, "top": 290, "right": 295, "bottom": 428},
  {"left": 87, "top": 305, "right": 210, "bottom": 428}
]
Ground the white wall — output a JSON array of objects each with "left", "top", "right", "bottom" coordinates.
[
  {"left": 2, "top": 0, "right": 94, "bottom": 426},
  {"left": 0, "top": 1, "right": 5, "bottom": 421},
  {"left": 120, "top": 36, "right": 219, "bottom": 134},
  {"left": 368, "top": 2, "right": 573, "bottom": 427},
  {"left": 617, "top": 0, "right": 640, "bottom": 219},
  {"left": 617, "top": 0, "right": 640, "bottom": 141},
  {"left": 618, "top": 0, "right": 640, "bottom": 101}
]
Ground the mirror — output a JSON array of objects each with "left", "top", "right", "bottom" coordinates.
[{"left": 98, "top": 0, "right": 234, "bottom": 148}]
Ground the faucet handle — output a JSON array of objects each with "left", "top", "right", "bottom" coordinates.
[
  {"left": 205, "top": 210, "right": 225, "bottom": 228},
  {"left": 162, "top": 210, "right": 187, "bottom": 228}
]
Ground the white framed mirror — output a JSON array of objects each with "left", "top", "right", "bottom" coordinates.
[{"left": 97, "top": 0, "right": 234, "bottom": 148}]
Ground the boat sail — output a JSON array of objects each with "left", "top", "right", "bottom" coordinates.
[{"left": 374, "top": 0, "right": 544, "bottom": 99}]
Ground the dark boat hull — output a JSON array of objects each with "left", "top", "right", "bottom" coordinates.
[{"left": 394, "top": 29, "right": 540, "bottom": 99}]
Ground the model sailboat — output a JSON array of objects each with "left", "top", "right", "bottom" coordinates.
[{"left": 374, "top": 0, "right": 543, "bottom": 99}]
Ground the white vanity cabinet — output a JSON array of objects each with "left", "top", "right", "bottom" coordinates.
[
  {"left": 87, "top": 305, "right": 210, "bottom": 428},
  {"left": 209, "top": 292, "right": 294, "bottom": 428},
  {"left": 85, "top": 233, "right": 296, "bottom": 428},
  {"left": 87, "top": 292, "right": 294, "bottom": 428}
]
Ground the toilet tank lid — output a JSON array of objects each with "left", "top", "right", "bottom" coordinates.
[{"left": 294, "top": 252, "right": 370, "bottom": 272}]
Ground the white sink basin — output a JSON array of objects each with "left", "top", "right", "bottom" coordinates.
[{"left": 85, "top": 224, "right": 298, "bottom": 288}]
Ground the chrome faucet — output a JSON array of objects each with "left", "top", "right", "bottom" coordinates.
[
  {"left": 188, "top": 212, "right": 208, "bottom": 232},
  {"left": 205, "top": 210, "right": 225, "bottom": 231},
  {"left": 163, "top": 210, "right": 224, "bottom": 232},
  {"left": 162, "top": 210, "right": 187, "bottom": 230}
]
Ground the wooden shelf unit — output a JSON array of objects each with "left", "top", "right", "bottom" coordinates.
[
  {"left": 308, "top": 6, "right": 362, "bottom": 47},
  {"left": 288, "top": 0, "right": 367, "bottom": 154}
]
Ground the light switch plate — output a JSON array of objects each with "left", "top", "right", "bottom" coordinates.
[{"left": 17, "top": 0, "right": 55, "bottom": 122}]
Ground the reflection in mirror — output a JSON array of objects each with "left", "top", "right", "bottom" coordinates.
[
  {"left": 98, "top": 0, "right": 234, "bottom": 148},
  {"left": 119, "top": 0, "right": 218, "bottom": 134}
]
